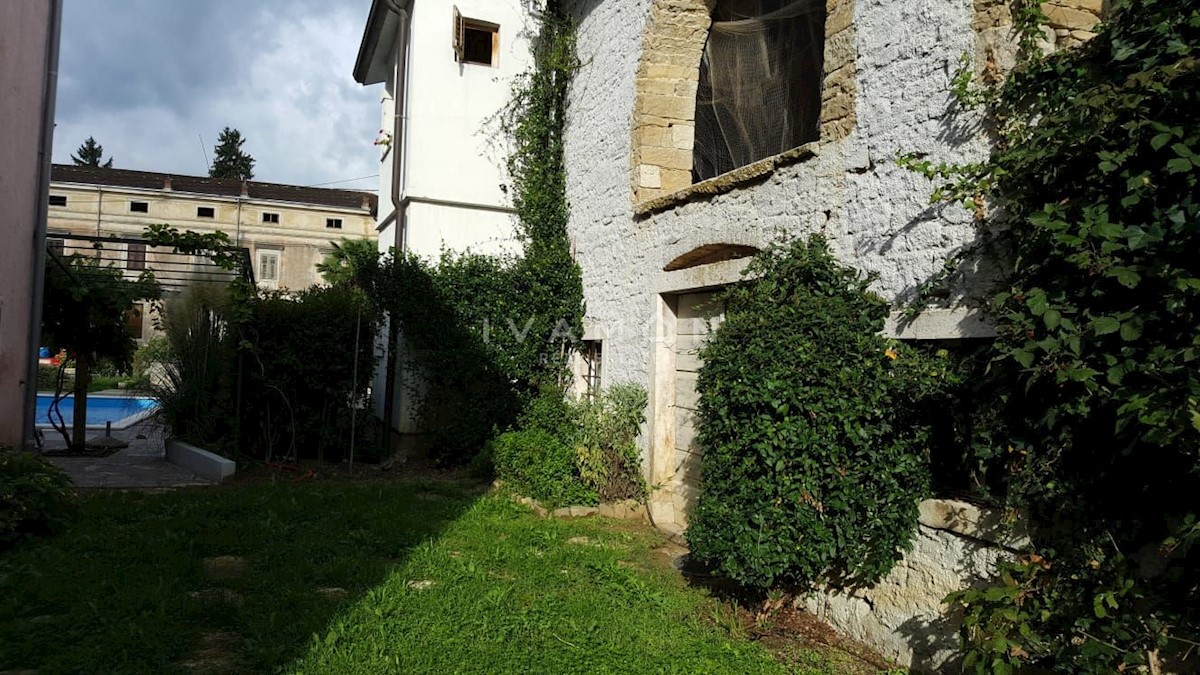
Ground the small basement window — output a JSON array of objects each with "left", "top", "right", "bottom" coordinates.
[
  {"left": 692, "top": 0, "right": 827, "bottom": 182},
  {"left": 130, "top": 201, "right": 149, "bottom": 213},
  {"left": 49, "top": 195, "right": 67, "bottom": 207},
  {"left": 326, "top": 218, "right": 343, "bottom": 230},
  {"left": 453, "top": 8, "right": 499, "bottom": 67},
  {"left": 197, "top": 206, "right": 215, "bottom": 218},
  {"left": 262, "top": 212, "right": 280, "bottom": 224},
  {"left": 582, "top": 340, "right": 603, "bottom": 398}
]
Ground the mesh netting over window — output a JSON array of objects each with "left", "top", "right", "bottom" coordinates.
[{"left": 693, "top": 0, "right": 827, "bottom": 182}]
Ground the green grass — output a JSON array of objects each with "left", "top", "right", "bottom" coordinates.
[{"left": 0, "top": 479, "right": 843, "bottom": 674}]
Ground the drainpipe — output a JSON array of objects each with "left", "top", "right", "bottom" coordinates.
[
  {"left": 384, "top": 0, "right": 410, "bottom": 253},
  {"left": 22, "top": 0, "right": 63, "bottom": 450},
  {"left": 95, "top": 186, "right": 103, "bottom": 237},
  {"left": 381, "top": 0, "right": 411, "bottom": 443}
]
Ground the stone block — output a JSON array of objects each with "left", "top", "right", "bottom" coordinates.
[
  {"left": 568, "top": 505, "right": 598, "bottom": 517},
  {"left": 640, "top": 64, "right": 696, "bottom": 82},
  {"left": 638, "top": 164, "right": 662, "bottom": 189},
  {"left": 642, "top": 146, "right": 693, "bottom": 171},
  {"left": 637, "top": 78, "right": 679, "bottom": 97},
  {"left": 597, "top": 503, "right": 616, "bottom": 518},
  {"left": 918, "top": 498, "right": 1031, "bottom": 550},
  {"left": 639, "top": 94, "right": 695, "bottom": 121},
  {"left": 1042, "top": 3, "right": 1101, "bottom": 30},
  {"left": 552, "top": 507, "right": 572, "bottom": 518},
  {"left": 672, "top": 125, "right": 695, "bottom": 151}
]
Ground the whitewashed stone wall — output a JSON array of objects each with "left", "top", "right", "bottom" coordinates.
[
  {"left": 563, "top": 0, "right": 991, "bottom": 393},
  {"left": 802, "top": 498, "right": 1030, "bottom": 670}
]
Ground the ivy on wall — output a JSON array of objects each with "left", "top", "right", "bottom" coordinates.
[
  {"left": 364, "top": 1, "right": 585, "bottom": 462},
  {"left": 903, "top": 1, "right": 1200, "bottom": 669}
]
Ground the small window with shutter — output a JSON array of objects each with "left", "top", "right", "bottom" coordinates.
[
  {"left": 127, "top": 243, "right": 147, "bottom": 271},
  {"left": 258, "top": 250, "right": 281, "bottom": 283},
  {"left": 453, "top": 7, "right": 499, "bottom": 67}
]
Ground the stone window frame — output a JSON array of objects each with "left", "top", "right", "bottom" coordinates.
[{"left": 630, "top": 0, "right": 857, "bottom": 214}]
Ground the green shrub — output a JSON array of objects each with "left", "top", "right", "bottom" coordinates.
[
  {"left": 572, "top": 383, "right": 647, "bottom": 501},
  {"left": 131, "top": 335, "right": 170, "bottom": 385},
  {"left": 150, "top": 284, "right": 239, "bottom": 454},
  {"left": 36, "top": 365, "right": 70, "bottom": 392},
  {"left": 905, "top": 0, "right": 1200, "bottom": 668},
  {"left": 491, "top": 429, "right": 596, "bottom": 507},
  {"left": 686, "top": 236, "right": 955, "bottom": 589},
  {"left": 0, "top": 449, "right": 75, "bottom": 548}
]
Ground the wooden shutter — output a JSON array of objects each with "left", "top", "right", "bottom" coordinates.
[
  {"left": 452, "top": 6, "right": 465, "bottom": 62},
  {"left": 127, "top": 243, "right": 147, "bottom": 271}
]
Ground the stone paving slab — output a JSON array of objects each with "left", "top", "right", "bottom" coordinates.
[{"left": 39, "top": 421, "right": 213, "bottom": 489}]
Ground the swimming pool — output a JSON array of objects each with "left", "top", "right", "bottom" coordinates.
[{"left": 36, "top": 394, "right": 159, "bottom": 430}]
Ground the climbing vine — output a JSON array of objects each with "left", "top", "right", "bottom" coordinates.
[
  {"left": 364, "top": 1, "right": 585, "bottom": 462},
  {"left": 902, "top": 1, "right": 1200, "bottom": 670}
]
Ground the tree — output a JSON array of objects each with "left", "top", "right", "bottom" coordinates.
[
  {"left": 70, "top": 136, "right": 113, "bottom": 168},
  {"left": 40, "top": 254, "right": 160, "bottom": 450},
  {"left": 209, "top": 127, "right": 255, "bottom": 180},
  {"left": 316, "top": 238, "right": 380, "bottom": 286}
]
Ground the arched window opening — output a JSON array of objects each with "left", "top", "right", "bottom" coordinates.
[{"left": 692, "top": 0, "right": 827, "bottom": 182}]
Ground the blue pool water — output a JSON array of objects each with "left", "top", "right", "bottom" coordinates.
[{"left": 36, "top": 394, "right": 158, "bottom": 429}]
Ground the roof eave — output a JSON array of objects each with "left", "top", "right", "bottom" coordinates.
[{"left": 353, "top": 0, "right": 405, "bottom": 85}]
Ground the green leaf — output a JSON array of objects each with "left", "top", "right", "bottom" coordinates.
[
  {"left": 1167, "top": 158, "right": 1192, "bottom": 173},
  {"left": 1151, "top": 133, "right": 1172, "bottom": 150},
  {"left": 1012, "top": 350, "right": 1034, "bottom": 368},
  {"left": 1091, "top": 316, "right": 1121, "bottom": 335},
  {"left": 1119, "top": 321, "right": 1142, "bottom": 341},
  {"left": 1043, "top": 309, "right": 1062, "bottom": 330}
]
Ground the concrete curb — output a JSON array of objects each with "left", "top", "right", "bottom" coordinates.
[{"left": 165, "top": 439, "right": 235, "bottom": 483}]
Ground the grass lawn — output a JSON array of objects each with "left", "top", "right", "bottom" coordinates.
[{"left": 0, "top": 477, "right": 869, "bottom": 674}]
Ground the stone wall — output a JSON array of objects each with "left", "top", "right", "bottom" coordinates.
[
  {"left": 801, "top": 499, "right": 1030, "bottom": 671},
  {"left": 629, "top": 0, "right": 857, "bottom": 204},
  {"left": 565, "top": 0, "right": 991, "bottom": 389}
]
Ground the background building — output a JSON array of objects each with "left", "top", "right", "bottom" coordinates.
[{"left": 47, "top": 164, "right": 378, "bottom": 339}]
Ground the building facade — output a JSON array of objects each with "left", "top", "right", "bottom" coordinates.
[
  {"left": 47, "top": 164, "right": 378, "bottom": 338},
  {"left": 353, "top": 0, "right": 531, "bottom": 259},
  {"left": 1, "top": 0, "right": 61, "bottom": 449},
  {"left": 354, "top": 0, "right": 533, "bottom": 428}
]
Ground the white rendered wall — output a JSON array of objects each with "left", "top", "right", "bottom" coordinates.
[
  {"left": 372, "top": 0, "right": 532, "bottom": 256},
  {"left": 404, "top": 201, "right": 518, "bottom": 259}
]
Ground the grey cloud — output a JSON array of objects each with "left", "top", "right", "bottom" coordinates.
[{"left": 53, "top": 0, "right": 382, "bottom": 188}]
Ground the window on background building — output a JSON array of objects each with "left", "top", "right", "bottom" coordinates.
[
  {"left": 326, "top": 218, "right": 343, "bottom": 229},
  {"left": 125, "top": 303, "right": 144, "bottom": 339},
  {"left": 49, "top": 195, "right": 67, "bottom": 207},
  {"left": 130, "top": 201, "right": 149, "bottom": 213},
  {"left": 47, "top": 238, "right": 65, "bottom": 258},
  {"left": 258, "top": 250, "right": 280, "bottom": 283},
  {"left": 197, "top": 206, "right": 215, "bottom": 218},
  {"left": 692, "top": 0, "right": 826, "bottom": 182},
  {"left": 127, "top": 243, "right": 146, "bottom": 271},
  {"left": 582, "top": 340, "right": 603, "bottom": 398},
  {"left": 453, "top": 8, "right": 499, "bottom": 67},
  {"left": 262, "top": 212, "right": 280, "bottom": 224}
]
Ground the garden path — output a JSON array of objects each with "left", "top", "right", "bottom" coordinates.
[{"left": 39, "top": 418, "right": 211, "bottom": 489}]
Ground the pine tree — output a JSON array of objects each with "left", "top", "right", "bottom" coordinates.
[
  {"left": 71, "top": 136, "right": 113, "bottom": 168},
  {"left": 209, "top": 127, "right": 255, "bottom": 180}
]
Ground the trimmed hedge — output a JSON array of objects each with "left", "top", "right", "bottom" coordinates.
[{"left": 686, "top": 237, "right": 955, "bottom": 589}]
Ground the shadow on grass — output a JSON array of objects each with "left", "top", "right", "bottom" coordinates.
[{"left": 0, "top": 476, "right": 482, "bottom": 673}]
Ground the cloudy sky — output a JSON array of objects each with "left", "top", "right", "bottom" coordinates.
[{"left": 52, "top": 0, "right": 383, "bottom": 191}]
